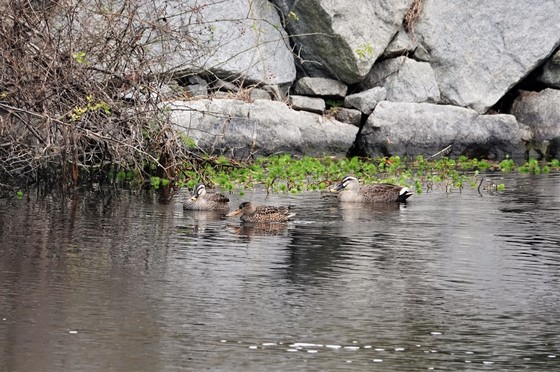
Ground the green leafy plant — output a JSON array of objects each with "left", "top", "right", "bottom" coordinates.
[{"left": 356, "top": 43, "right": 374, "bottom": 60}]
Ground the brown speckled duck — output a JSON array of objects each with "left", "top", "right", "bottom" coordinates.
[
  {"left": 183, "top": 184, "right": 230, "bottom": 211},
  {"left": 226, "top": 202, "right": 295, "bottom": 223},
  {"left": 331, "top": 175, "right": 412, "bottom": 203}
]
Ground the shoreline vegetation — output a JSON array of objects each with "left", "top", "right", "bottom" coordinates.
[
  {"left": 3, "top": 153, "right": 559, "bottom": 200},
  {"left": 1, "top": 2, "right": 558, "bottom": 200}
]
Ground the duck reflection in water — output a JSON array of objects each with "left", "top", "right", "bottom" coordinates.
[
  {"left": 226, "top": 222, "right": 289, "bottom": 238},
  {"left": 338, "top": 202, "right": 405, "bottom": 222}
]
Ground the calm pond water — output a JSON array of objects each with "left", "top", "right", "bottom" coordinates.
[{"left": 1, "top": 173, "right": 560, "bottom": 371}]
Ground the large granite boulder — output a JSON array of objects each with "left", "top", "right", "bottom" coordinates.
[
  {"left": 511, "top": 89, "right": 560, "bottom": 158},
  {"left": 294, "top": 77, "right": 348, "bottom": 97},
  {"left": 356, "top": 101, "right": 527, "bottom": 161},
  {"left": 169, "top": 99, "right": 358, "bottom": 158},
  {"left": 538, "top": 50, "right": 560, "bottom": 88},
  {"left": 361, "top": 56, "right": 440, "bottom": 103},
  {"left": 344, "top": 87, "right": 387, "bottom": 115},
  {"left": 271, "top": 0, "right": 413, "bottom": 83},
  {"left": 145, "top": 0, "right": 296, "bottom": 85},
  {"left": 415, "top": 0, "right": 560, "bottom": 113}
]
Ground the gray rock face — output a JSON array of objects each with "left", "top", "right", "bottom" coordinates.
[
  {"left": 511, "top": 89, "right": 560, "bottom": 158},
  {"left": 169, "top": 99, "right": 358, "bottom": 158},
  {"left": 294, "top": 77, "right": 348, "bottom": 97},
  {"left": 145, "top": 0, "right": 296, "bottom": 85},
  {"left": 361, "top": 57, "right": 440, "bottom": 103},
  {"left": 272, "top": 0, "right": 413, "bottom": 83},
  {"left": 333, "top": 108, "right": 362, "bottom": 127},
  {"left": 249, "top": 88, "right": 272, "bottom": 101},
  {"left": 344, "top": 87, "right": 387, "bottom": 115},
  {"left": 415, "top": 0, "right": 560, "bottom": 113},
  {"left": 538, "top": 50, "right": 560, "bottom": 88},
  {"left": 382, "top": 30, "right": 418, "bottom": 59},
  {"left": 357, "top": 101, "right": 526, "bottom": 161},
  {"left": 289, "top": 95, "right": 326, "bottom": 114}
]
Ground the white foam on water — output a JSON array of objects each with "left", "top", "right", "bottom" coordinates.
[
  {"left": 374, "top": 348, "right": 385, "bottom": 352},
  {"left": 262, "top": 342, "right": 277, "bottom": 346},
  {"left": 291, "top": 343, "right": 323, "bottom": 348},
  {"left": 364, "top": 345, "right": 372, "bottom": 349},
  {"left": 220, "top": 340, "right": 227, "bottom": 343},
  {"left": 326, "top": 345, "right": 342, "bottom": 349},
  {"left": 344, "top": 346, "right": 360, "bottom": 351},
  {"left": 482, "top": 361, "right": 494, "bottom": 365},
  {"left": 548, "top": 355, "right": 556, "bottom": 358},
  {"left": 69, "top": 330, "right": 78, "bottom": 334},
  {"left": 346, "top": 360, "right": 352, "bottom": 363},
  {"left": 465, "top": 351, "right": 474, "bottom": 354},
  {"left": 307, "top": 350, "right": 318, "bottom": 353},
  {"left": 373, "top": 359, "right": 383, "bottom": 363},
  {"left": 395, "top": 347, "right": 405, "bottom": 351},
  {"left": 430, "top": 332, "right": 442, "bottom": 335},
  {"left": 465, "top": 360, "right": 471, "bottom": 363},
  {"left": 352, "top": 340, "right": 358, "bottom": 344},
  {"left": 248, "top": 345, "right": 258, "bottom": 349},
  {"left": 286, "top": 349, "right": 298, "bottom": 352}
]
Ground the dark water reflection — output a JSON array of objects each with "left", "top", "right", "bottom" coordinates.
[{"left": 1, "top": 174, "right": 560, "bottom": 371}]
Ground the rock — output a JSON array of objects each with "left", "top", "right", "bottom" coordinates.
[
  {"left": 344, "top": 87, "right": 387, "bottom": 115},
  {"left": 146, "top": 0, "right": 296, "bottom": 85},
  {"left": 510, "top": 89, "right": 560, "bottom": 158},
  {"left": 415, "top": 0, "right": 560, "bottom": 113},
  {"left": 249, "top": 88, "right": 271, "bottom": 100},
  {"left": 356, "top": 101, "right": 526, "bottom": 161},
  {"left": 262, "top": 84, "right": 288, "bottom": 101},
  {"left": 169, "top": 99, "right": 358, "bottom": 158},
  {"left": 212, "top": 80, "right": 239, "bottom": 93},
  {"left": 186, "top": 75, "right": 207, "bottom": 86},
  {"left": 333, "top": 107, "right": 362, "bottom": 127},
  {"left": 382, "top": 30, "right": 418, "bottom": 58},
  {"left": 294, "top": 77, "right": 348, "bottom": 97},
  {"left": 289, "top": 95, "right": 326, "bottom": 114},
  {"left": 538, "top": 50, "right": 560, "bottom": 88},
  {"left": 361, "top": 56, "right": 440, "bottom": 103},
  {"left": 185, "top": 84, "right": 208, "bottom": 98},
  {"left": 272, "top": 0, "right": 413, "bottom": 83}
]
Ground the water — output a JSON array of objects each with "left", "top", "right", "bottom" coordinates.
[{"left": 1, "top": 174, "right": 560, "bottom": 371}]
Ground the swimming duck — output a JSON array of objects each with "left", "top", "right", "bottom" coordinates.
[
  {"left": 226, "top": 201, "right": 295, "bottom": 223},
  {"left": 183, "top": 184, "right": 230, "bottom": 211},
  {"left": 331, "top": 175, "right": 412, "bottom": 203}
]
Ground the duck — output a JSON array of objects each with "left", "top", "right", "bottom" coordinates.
[
  {"left": 226, "top": 201, "right": 296, "bottom": 223},
  {"left": 331, "top": 175, "right": 412, "bottom": 203},
  {"left": 183, "top": 184, "right": 230, "bottom": 211}
]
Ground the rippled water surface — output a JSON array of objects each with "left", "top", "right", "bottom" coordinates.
[{"left": 1, "top": 174, "right": 560, "bottom": 371}]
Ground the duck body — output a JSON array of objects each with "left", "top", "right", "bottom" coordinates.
[
  {"left": 332, "top": 176, "right": 412, "bottom": 203},
  {"left": 226, "top": 202, "right": 295, "bottom": 223},
  {"left": 183, "top": 184, "right": 230, "bottom": 211}
]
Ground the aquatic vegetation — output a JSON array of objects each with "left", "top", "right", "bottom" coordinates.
[{"left": 177, "top": 154, "right": 560, "bottom": 195}]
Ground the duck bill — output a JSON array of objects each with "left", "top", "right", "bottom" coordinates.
[
  {"left": 330, "top": 183, "right": 343, "bottom": 192},
  {"left": 190, "top": 195, "right": 197, "bottom": 201},
  {"left": 226, "top": 209, "right": 241, "bottom": 217}
]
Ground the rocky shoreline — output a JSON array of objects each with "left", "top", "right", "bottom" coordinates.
[{"left": 160, "top": 0, "right": 560, "bottom": 161}]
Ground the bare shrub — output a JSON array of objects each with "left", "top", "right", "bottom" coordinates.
[{"left": 0, "top": 0, "right": 202, "bottom": 193}]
